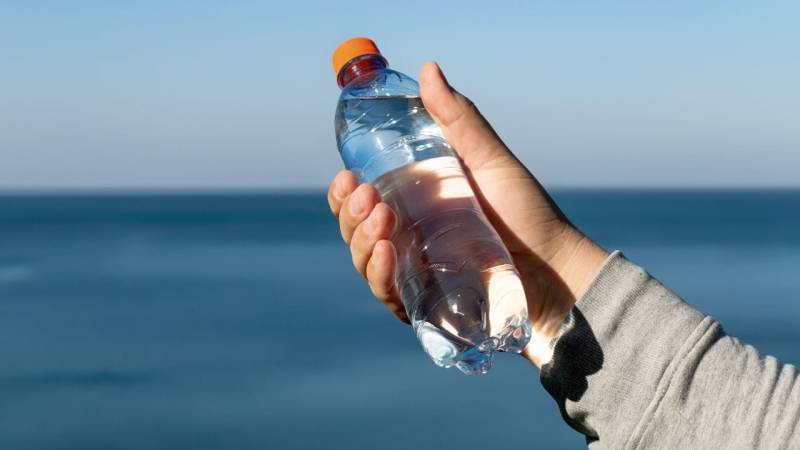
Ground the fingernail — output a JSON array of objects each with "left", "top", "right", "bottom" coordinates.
[
  {"left": 363, "top": 210, "right": 378, "bottom": 235},
  {"left": 374, "top": 241, "right": 385, "bottom": 262},
  {"left": 334, "top": 180, "right": 347, "bottom": 201},
  {"left": 348, "top": 192, "right": 364, "bottom": 216}
]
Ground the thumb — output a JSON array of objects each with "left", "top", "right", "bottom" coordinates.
[{"left": 419, "top": 61, "right": 515, "bottom": 171}]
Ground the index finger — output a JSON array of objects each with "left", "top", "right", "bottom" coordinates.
[{"left": 327, "top": 170, "right": 358, "bottom": 217}]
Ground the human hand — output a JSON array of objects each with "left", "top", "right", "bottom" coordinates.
[{"left": 327, "top": 62, "right": 609, "bottom": 367}]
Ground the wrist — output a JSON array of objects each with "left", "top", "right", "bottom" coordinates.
[
  {"left": 522, "top": 227, "right": 608, "bottom": 368},
  {"left": 555, "top": 229, "right": 610, "bottom": 302}
]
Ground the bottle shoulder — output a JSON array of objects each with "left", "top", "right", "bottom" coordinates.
[{"left": 338, "top": 68, "right": 419, "bottom": 100}]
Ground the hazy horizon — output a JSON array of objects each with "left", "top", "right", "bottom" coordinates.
[
  {"left": 3, "top": 186, "right": 800, "bottom": 197},
  {"left": 2, "top": 1, "right": 798, "bottom": 189}
]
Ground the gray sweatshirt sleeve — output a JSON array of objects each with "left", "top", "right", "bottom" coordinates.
[{"left": 540, "top": 251, "right": 800, "bottom": 448}]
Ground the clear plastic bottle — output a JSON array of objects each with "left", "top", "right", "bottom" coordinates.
[{"left": 332, "top": 38, "right": 531, "bottom": 374}]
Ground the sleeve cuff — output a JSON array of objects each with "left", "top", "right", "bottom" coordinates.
[{"left": 540, "top": 251, "right": 713, "bottom": 441}]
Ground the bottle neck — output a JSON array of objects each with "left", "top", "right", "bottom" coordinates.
[{"left": 337, "top": 54, "right": 388, "bottom": 88}]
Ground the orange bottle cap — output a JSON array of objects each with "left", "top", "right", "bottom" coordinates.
[{"left": 332, "top": 37, "right": 381, "bottom": 76}]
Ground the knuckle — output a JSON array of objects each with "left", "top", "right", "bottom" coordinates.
[
  {"left": 348, "top": 232, "right": 360, "bottom": 254},
  {"left": 366, "top": 262, "right": 385, "bottom": 296},
  {"left": 340, "top": 220, "right": 353, "bottom": 245},
  {"left": 360, "top": 183, "right": 379, "bottom": 203},
  {"left": 377, "top": 204, "right": 397, "bottom": 234},
  {"left": 349, "top": 239, "right": 368, "bottom": 276},
  {"left": 368, "top": 282, "right": 386, "bottom": 301},
  {"left": 351, "top": 254, "right": 363, "bottom": 276},
  {"left": 327, "top": 194, "right": 339, "bottom": 216}
]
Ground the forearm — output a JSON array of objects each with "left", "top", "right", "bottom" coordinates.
[{"left": 540, "top": 251, "right": 800, "bottom": 448}]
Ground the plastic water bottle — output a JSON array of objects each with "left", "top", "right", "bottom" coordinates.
[{"left": 332, "top": 38, "right": 531, "bottom": 374}]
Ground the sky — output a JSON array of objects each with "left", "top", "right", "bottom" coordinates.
[{"left": 1, "top": 1, "right": 798, "bottom": 190}]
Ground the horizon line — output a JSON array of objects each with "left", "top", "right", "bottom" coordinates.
[{"left": 2, "top": 185, "right": 800, "bottom": 196}]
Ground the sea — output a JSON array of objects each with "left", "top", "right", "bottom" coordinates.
[{"left": 0, "top": 190, "right": 798, "bottom": 449}]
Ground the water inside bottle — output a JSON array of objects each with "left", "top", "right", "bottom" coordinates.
[
  {"left": 336, "top": 96, "right": 451, "bottom": 183},
  {"left": 373, "top": 155, "right": 531, "bottom": 374}
]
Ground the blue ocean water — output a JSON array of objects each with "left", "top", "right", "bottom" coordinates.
[{"left": 0, "top": 190, "right": 799, "bottom": 449}]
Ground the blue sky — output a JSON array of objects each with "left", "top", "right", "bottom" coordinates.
[{"left": 1, "top": 1, "right": 798, "bottom": 189}]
